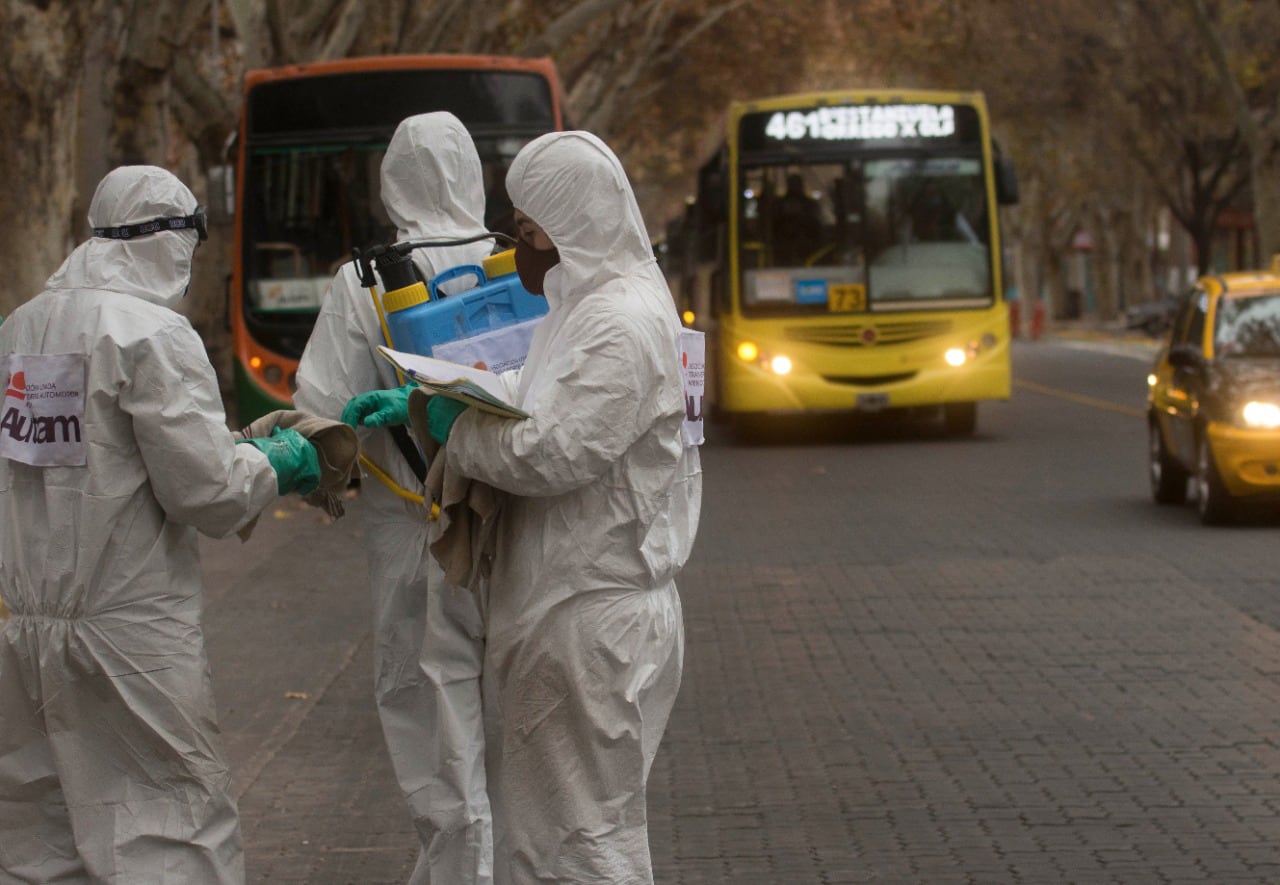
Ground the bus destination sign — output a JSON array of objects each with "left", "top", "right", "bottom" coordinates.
[{"left": 739, "top": 103, "right": 979, "bottom": 153}]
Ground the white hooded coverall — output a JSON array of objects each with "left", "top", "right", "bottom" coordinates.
[
  {"left": 292, "top": 112, "right": 495, "bottom": 884},
  {"left": 0, "top": 166, "right": 279, "bottom": 882},
  {"left": 444, "top": 131, "right": 703, "bottom": 884}
]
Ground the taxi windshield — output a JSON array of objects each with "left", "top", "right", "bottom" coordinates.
[{"left": 1215, "top": 292, "right": 1280, "bottom": 357}]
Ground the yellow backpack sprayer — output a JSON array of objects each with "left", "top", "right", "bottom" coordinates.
[{"left": 348, "top": 232, "right": 548, "bottom": 510}]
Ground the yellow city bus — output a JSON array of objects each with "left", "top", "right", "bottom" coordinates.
[
  {"left": 664, "top": 89, "right": 1019, "bottom": 435},
  {"left": 230, "top": 55, "right": 570, "bottom": 424}
]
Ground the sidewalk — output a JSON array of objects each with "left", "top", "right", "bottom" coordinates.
[
  {"left": 1023, "top": 313, "right": 1163, "bottom": 345},
  {"left": 1018, "top": 316, "right": 1163, "bottom": 360}
]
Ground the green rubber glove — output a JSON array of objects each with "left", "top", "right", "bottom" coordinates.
[
  {"left": 342, "top": 382, "right": 415, "bottom": 428},
  {"left": 237, "top": 427, "right": 321, "bottom": 496},
  {"left": 426, "top": 395, "right": 468, "bottom": 445}
]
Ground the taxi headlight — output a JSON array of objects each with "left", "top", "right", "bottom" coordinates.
[
  {"left": 944, "top": 347, "right": 967, "bottom": 367},
  {"left": 770, "top": 355, "right": 793, "bottom": 375},
  {"left": 1242, "top": 400, "right": 1280, "bottom": 428},
  {"left": 737, "top": 341, "right": 760, "bottom": 362}
]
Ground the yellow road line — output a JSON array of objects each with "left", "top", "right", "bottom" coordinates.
[{"left": 1014, "top": 378, "right": 1145, "bottom": 418}]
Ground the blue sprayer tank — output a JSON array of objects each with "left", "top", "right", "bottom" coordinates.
[{"left": 382, "top": 249, "right": 547, "bottom": 358}]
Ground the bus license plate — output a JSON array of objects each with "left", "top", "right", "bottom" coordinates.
[{"left": 856, "top": 393, "right": 889, "bottom": 412}]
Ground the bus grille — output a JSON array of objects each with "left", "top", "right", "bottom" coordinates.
[
  {"left": 785, "top": 319, "right": 953, "bottom": 346},
  {"left": 823, "top": 372, "right": 918, "bottom": 386}
]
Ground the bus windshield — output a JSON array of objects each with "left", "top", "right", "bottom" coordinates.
[{"left": 737, "top": 155, "right": 992, "bottom": 315}]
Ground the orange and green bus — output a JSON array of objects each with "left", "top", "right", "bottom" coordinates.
[
  {"left": 230, "top": 54, "right": 570, "bottom": 424},
  {"left": 663, "top": 89, "right": 1019, "bottom": 436}
]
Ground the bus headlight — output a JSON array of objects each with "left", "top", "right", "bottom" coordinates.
[
  {"left": 1242, "top": 400, "right": 1280, "bottom": 428},
  {"left": 735, "top": 340, "right": 793, "bottom": 375},
  {"left": 945, "top": 333, "right": 1001, "bottom": 368}
]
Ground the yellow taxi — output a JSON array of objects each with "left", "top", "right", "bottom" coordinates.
[{"left": 1148, "top": 257, "right": 1280, "bottom": 523}]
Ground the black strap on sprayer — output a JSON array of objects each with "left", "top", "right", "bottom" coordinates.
[
  {"left": 351, "top": 232, "right": 517, "bottom": 486},
  {"left": 351, "top": 232, "right": 516, "bottom": 291},
  {"left": 389, "top": 427, "right": 428, "bottom": 486}
]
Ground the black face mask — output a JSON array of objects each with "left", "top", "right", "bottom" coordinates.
[{"left": 514, "top": 235, "right": 560, "bottom": 296}]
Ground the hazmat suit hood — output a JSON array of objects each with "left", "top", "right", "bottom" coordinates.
[
  {"left": 45, "top": 165, "right": 199, "bottom": 310},
  {"left": 505, "top": 130, "right": 658, "bottom": 303},
  {"left": 381, "top": 112, "right": 488, "bottom": 280}
]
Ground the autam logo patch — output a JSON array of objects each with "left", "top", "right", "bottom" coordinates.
[{"left": 0, "top": 353, "right": 88, "bottom": 467}]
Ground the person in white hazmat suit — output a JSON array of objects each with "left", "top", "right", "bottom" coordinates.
[
  {"left": 293, "top": 111, "right": 496, "bottom": 884},
  {"left": 0, "top": 165, "right": 320, "bottom": 882},
  {"left": 410, "top": 131, "right": 703, "bottom": 883}
]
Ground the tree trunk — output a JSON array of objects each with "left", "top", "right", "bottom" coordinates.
[
  {"left": 1253, "top": 146, "right": 1280, "bottom": 263},
  {"left": 0, "top": 1, "right": 98, "bottom": 316},
  {"left": 1184, "top": 0, "right": 1280, "bottom": 261},
  {"left": 1041, "top": 240, "right": 1066, "bottom": 323},
  {"left": 1089, "top": 207, "right": 1118, "bottom": 322}
]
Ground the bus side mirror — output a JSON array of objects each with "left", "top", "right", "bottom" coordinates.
[
  {"left": 995, "top": 157, "right": 1019, "bottom": 206},
  {"left": 207, "top": 165, "right": 236, "bottom": 222}
]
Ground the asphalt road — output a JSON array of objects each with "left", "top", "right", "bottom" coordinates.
[{"left": 185, "top": 333, "right": 1280, "bottom": 883}]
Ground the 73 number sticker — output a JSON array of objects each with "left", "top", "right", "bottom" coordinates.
[{"left": 828, "top": 284, "right": 866, "bottom": 313}]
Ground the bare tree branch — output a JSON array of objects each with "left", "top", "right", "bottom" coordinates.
[
  {"left": 267, "top": 1, "right": 292, "bottom": 61},
  {"left": 396, "top": 0, "right": 432, "bottom": 52},
  {"left": 119, "top": 0, "right": 205, "bottom": 69},
  {"left": 585, "top": 0, "right": 681, "bottom": 132},
  {"left": 225, "top": 0, "right": 271, "bottom": 69},
  {"left": 170, "top": 54, "right": 237, "bottom": 167},
  {"left": 627, "top": 0, "right": 748, "bottom": 107},
  {"left": 523, "top": 0, "right": 632, "bottom": 57},
  {"left": 650, "top": 0, "right": 747, "bottom": 68},
  {"left": 1183, "top": 0, "right": 1257, "bottom": 144},
  {"left": 293, "top": 0, "right": 346, "bottom": 50},
  {"left": 318, "top": 0, "right": 367, "bottom": 61},
  {"left": 417, "top": 0, "right": 472, "bottom": 53}
]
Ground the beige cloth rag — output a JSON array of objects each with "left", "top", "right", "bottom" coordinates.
[
  {"left": 408, "top": 387, "right": 504, "bottom": 591},
  {"left": 236, "top": 409, "right": 360, "bottom": 540}
]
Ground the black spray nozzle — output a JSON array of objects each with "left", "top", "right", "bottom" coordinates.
[
  {"left": 351, "top": 232, "right": 517, "bottom": 290},
  {"left": 378, "top": 248, "right": 419, "bottom": 292}
]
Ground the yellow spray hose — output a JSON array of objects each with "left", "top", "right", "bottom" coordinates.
[
  {"left": 367, "top": 282, "right": 407, "bottom": 387},
  {"left": 362, "top": 281, "right": 439, "bottom": 520},
  {"left": 357, "top": 453, "right": 440, "bottom": 519}
]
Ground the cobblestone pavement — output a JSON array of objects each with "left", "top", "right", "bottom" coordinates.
[{"left": 649, "top": 553, "right": 1280, "bottom": 884}]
